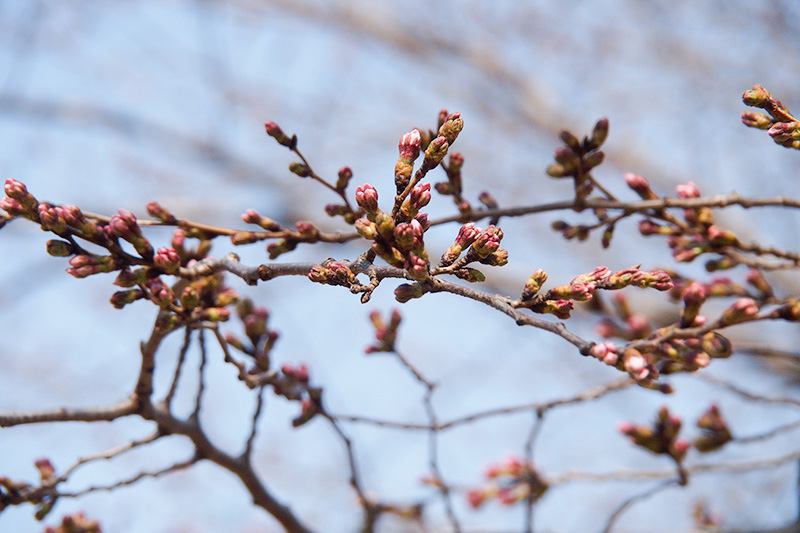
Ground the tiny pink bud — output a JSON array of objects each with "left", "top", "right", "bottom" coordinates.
[{"left": 676, "top": 181, "right": 701, "bottom": 198}]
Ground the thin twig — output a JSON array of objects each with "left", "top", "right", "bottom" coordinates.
[
  {"left": 56, "top": 431, "right": 164, "bottom": 484},
  {"left": 243, "top": 386, "right": 266, "bottom": 460},
  {"left": 163, "top": 327, "right": 193, "bottom": 409},
  {"left": 600, "top": 479, "right": 681, "bottom": 533},
  {"left": 58, "top": 456, "right": 199, "bottom": 498}
]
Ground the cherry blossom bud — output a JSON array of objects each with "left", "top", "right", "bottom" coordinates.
[
  {"left": 638, "top": 219, "right": 663, "bottom": 236},
  {"left": 478, "top": 191, "right": 498, "bottom": 210},
  {"left": 114, "top": 268, "right": 149, "bottom": 288},
  {"left": 741, "top": 111, "right": 773, "bottom": 129},
  {"left": 720, "top": 298, "right": 759, "bottom": 325},
  {"left": 355, "top": 184, "right": 380, "bottom": 215},
  {"left": 146, "top": 201, "right": 177, "bottom": 224},
  {"left": 590, "top": 117, "right": 609, "bottom": 148},
  {"left": 746, "top": 268, "right": 773, "bottom": 297},
  {"left": 676, "top": 182, "right": 701, "bottom": 198},
  {"left": 467, "top": 489, "right": 488, "bottom": 509},
  {"left": 394, "top": 282, "right": 427, "bottom": 303},
  {"left": 200, "top": 307, "right": 230, "bottom": 322},
  {"left": 267, "top": 239, "right": 297, "bottom": 259},
  {"left": 559, "top": 130, "right": 581, "bottom": 152},
  {"left": 241, "top": 209, "right": 281, "bottom": 231},
  {"left": 680, "top": 282, "right": 706, "bottom": 327},
  {"left": 38, "top": 204, "right": 67, "bottom": 234},
  {"left": 471, "top": 225, "right": 503, "bottom": 259},
  {"left": 154, "top": 247, "right": 181, "bottom": 274},
  {"left": 421, "top": 136, "right": 449, "bottom": 172},
  {"left": 694, "top": 404, "right": 732, "bottom": 453},
  {"left": 441, "top": 223, "right": 479, "bottom": 266},
  {"left": 397, "top": 129, "right": 422, "bottom": 162},
  {"left": 336, "top": 166, "right": 353, "bottom": 191},
  {"left": 61, "top": 205, "right": 86, "bottom": 229},
  {"left": 264, "top": 121, "right": 294, "bottom": 147},
  {"left": 46, "top": 239, "right": 74, "bottom": 257},
  {"left": 372, "top": 241, "right": 405, "bottom": 267},
  {"left": 407, "top": 253, "right": 429, "bottom": 281},
  {"left": 623, "top": 348, "right": 649, "bottom": 381},
  {"left": 706, "top": 225, "right": 738, "bottom": 246},
  {"left": 480, "top": 248, "right": 508, "bottom": 267},
  {"left": 438, "top": 112, "right": 463, "bottom": 144},
  {"left": 400, "top": 182, "right": 431, "bottom": 219},
  {"left": 742, "top": 84, "right": 771, "bottom": 107},
  {"left": 521, "top": 269, "right": 547, "bottom": 300},
  {"left": 702, "top": 331, "right": 732, "bottom": 359},
  {"left": 393, "top": 223, "right": 415, "bottom": 251},
  {"left": 147, "top": 278, "right": 174, "bottom": 308},
  {"left": 179, "top": 285, "right": 200, "bottom": 310},
  {"left": 0, "top": 197, "right": 27, "bottom": 218},
  {"left": 67, "top": 254, "right": 119, "bottom": 278},
  {"left": 110, "top": 289, "right": 144, "bottom": 309},
  {"left": 289, "top": 162, "right": 311, "bottom": 178},
  {"left": 625, "top": 173, "right": 657, "bottom": 200},
  {"left": 454, "top": 267, "right": 485, "bottom": 283},
  {"left": 354, "top": 218, "right": 378, "bottom": 240},
  {"left": 414, "top": 212, "right": 430, "bottom": 232},
  {"left": 292, "top": 398, "right": 319, "bottom": 427},
  {"left": 537, "top": 299, "right": 573, "bottom": 319},
  {"left": 295, "top": 221, "right": 318, "bottom": 238},
  {"left": 281, "top": 363, "right": 310, "bottom": 383},
  {"left": 3, "top": 178, "right": 38, "bottom": 212}
]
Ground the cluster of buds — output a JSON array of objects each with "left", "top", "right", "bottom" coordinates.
[
  {"left": 546, "top": 117, "right": 609, "bottom": 203},
  {"left": 418, "top": 112, "right": 462, "bottom": 176},
  {"left": 67, "top": 254, "right": 120, "bottom": 279},
  {"left": 114, "top": 270, "right": 237, "bottom": 329},
  {"left": 694, "top": 404, "right": 733, "bottom": 452},
  {"left": 107, "top": 209, "right": 154, "bottom": 260},
  {"left": 308, "top": 261, "right": 356, "bottom": 287},
  {"left": 399, "top": 182, "right": 432, "bottom": 220},
  {"left": 354, "top": 183, "right": 432, "bottom": 285},
  {"left": 590, "top": 342, "right": 661, "bottom": 386},
  {"left": 630, "top": 177, "right": 745, "bottom": 271},
  {"left": 519, "top": 266, "right": 672, "bottom": 320},
  {"left": 365, "top": 309, "right": 402, "bottom": 353},
  {"left": 466, "top": 455, "right": 548, "bottom": 510},
  {"left": 170, "top": 227, "right": 212, "bottom": 264},
  {"left": 225, "top": 299, "right": 279, "bottom": 371},
  {"left": 153, "top": 246, "right": 181, "bottom": 274},
  {"left": 270, "top": 362, "right": 321, "bottom": 428},
  {"left": 1, "top": 178, "right": 40, "bottom": 221},
  {"left": 439, "top": 223, "right": 508, "bottom": 272},
  {"left": 44, "top": 512, "right": 102, "bottom": 533},
  {"left": 741, "top": 84, "right": 800, "bottom": 150},
  {"left": 0, "top": 458, "right": 59, "bottom": 520},
  {"left": 618, "top": 406, "right": 689, "bottom": 465},
  {"left": 620, "top": 405, "right": 732, "bottom": 465}
]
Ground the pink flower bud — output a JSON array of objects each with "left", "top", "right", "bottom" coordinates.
[
  {"left": 154, "top": 247, "right": 181, "bottom": 274},
  {"left": 355, "top": 184, "right": 379, "bottom": 214},
  {"left": 624, "top": 173, "right": 656, "bottom": 199},
  {"left": 676, "top": 181, "right": 701, "bottom": 198},
  {"left": 398, "top": 129, "right": 422, "bottom": 162}
]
